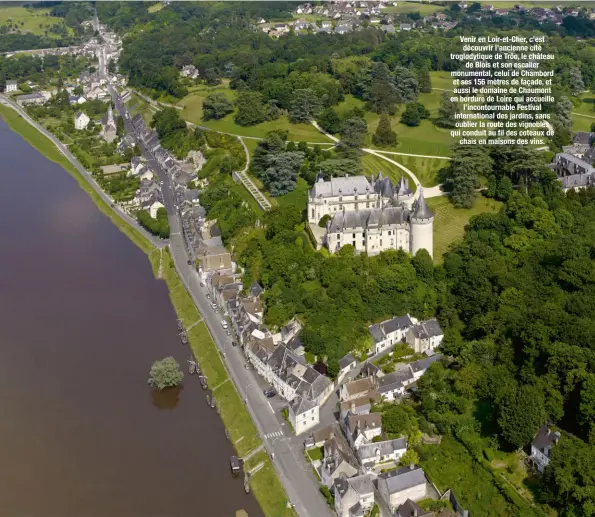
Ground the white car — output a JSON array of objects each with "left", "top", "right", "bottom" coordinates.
[{"left": 160, "top": 181, "right": 164, "bottom": 185}]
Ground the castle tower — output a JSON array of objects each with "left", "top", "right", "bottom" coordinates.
[{"left": 410, "top": 188, "right": 434, "bottom": 258}]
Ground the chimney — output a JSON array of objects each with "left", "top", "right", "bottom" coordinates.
[
  {"left": 413, "top": 510, "right": 418, "bottom": 517},
  {"left": 329, "top": 431, "right": 335, "bottom": 440},
  {"left": 351, "top": 401, "right": 356, "bottom": 413}
]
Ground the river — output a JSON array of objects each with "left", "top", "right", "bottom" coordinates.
[{"left": 0, "top": 117, "right": 263, "bottom": 517}]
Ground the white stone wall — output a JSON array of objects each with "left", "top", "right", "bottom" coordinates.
[
  {"left": 387, "top": 483, "right": 427, "bottom": 512},
  {"left": 308, "top": 193, "right": 381, "bottom": 224},
  {"left": 291, "top": 405, "right": 319, "bottom": 435},
  {"left": 410, "top": 217, "right": 434, "bottom": 258}
]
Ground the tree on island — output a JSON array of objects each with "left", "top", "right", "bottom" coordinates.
[
  {"left": 148, "top": 357, "right": 183, "bottom": 390},
  {"left": 372, "top": 113, "right": 397, "bottom": 147}
]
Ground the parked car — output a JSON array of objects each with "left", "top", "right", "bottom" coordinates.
[
  {"left": 221, "top": 320, "right": 228, "bottom": 329},
  {"left": 264, "top": 388, "right": 276, "bottom": 398},
  {"left": 211, "top": 303, "right": 217, "bottom": 310}
]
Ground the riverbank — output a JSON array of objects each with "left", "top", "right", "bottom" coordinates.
[
  {"left": 0, "top": 104, "right": 154, "bottom": 255},
  {"left": 0, "top": 104, "right": 293, "bottom": 517}
]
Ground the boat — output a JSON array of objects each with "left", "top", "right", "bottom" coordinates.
[
  {"left": 200, "top": 376, "right": 208, "bottom": 389},
  {"left": 188, "top": 361, "right": 195, "bottom": 375},
  {"left": 180, "top": 332, "right": 188, "bottom": 345},
  {"left": 206, "top": 394, "right": 211, "bottom": 406},
  {"left": 225, "top": 429, "right": 230, "bottom": 441},
  {"left": 244, "top": 473, "right": 250, "bottom": 493},
  {"left": 210, "top": 396, "right": 216, "bottom": 409},
  {"left": 177, "top": 319, "right": 183, "bottom": 331},
  {"left": 230, "top": 456, "right": 240, "bottom": 476}
]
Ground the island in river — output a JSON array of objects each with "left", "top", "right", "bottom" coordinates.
[{"left": 0, "top": 115, "right": 262, "bottom": 517}]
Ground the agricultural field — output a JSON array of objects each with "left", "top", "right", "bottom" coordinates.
[
  {"left": 427, "top": 195, "right": 503, "bottom": 262},
  {"left": 0, "top": 6, "right": 70, "bottom": 37},
  {"left": 382, "top": 2, "right": 448, "bottom": 15}
]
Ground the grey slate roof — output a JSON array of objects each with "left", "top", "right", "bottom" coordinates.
[
  {"left": 290, "top": 395, "right": 316, "bottom": 415},
  {"left": 397, "top": 499, "right": 432, "bottom": 517},
  {"left": 411, "top": 190, "right": 433, "bottom": 220},
  {"left": 378, "top": 465, "right": 425, "bottom": 494},
  {"left": 348, "top": 474, "right": 374, "bottom": 495},
  {"left": 310, "top": 175, "right": 372, "bottom": 198},
  {"left": 369, "top": 315, "right": 413, "bottom": 343},
  {"left": 410, "top": 354, "right": 442, "bottom": 375},
  {"left": 250, "top": 281, "right": 264, "bottom": 298},
  {"left": 409, "top": 319, "right": 443, "bottom": 340},
  {"left": 339, "top": 353, "right": 356, "bottom": 369},
  {"left": 572, "top": 131, "right": 594, "bottom": 146},
  {"left": 358, "top": 437, "right": 407, "bottom": 460},
  {"left": 328, "top": 206, "right": 409, "bottom": 233},
  {"left": 532, "top": 424, "right": 560, "bottom": 449}
]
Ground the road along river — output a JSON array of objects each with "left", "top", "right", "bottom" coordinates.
[{"left": 0, "top": 117, "right": 262, "bottom": 517}]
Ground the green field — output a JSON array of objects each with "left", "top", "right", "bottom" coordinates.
[
  {"left": 428, "top": 195, "right": 503, "bottom": 262},
  {"left": 382, "top": 2, "right": 448, "bottom": 15},
  {"left": 382, "top": 154, "right": 449, "bottom": 187},
  {"left": 0, "top": 6, "right": 70, "bottom": 37},
  {"left": 127, "top": 93, "right": 155, "bottom": 125},
  {"left": 430, "top": 71, "right": 454, "bottom": 91},
  {"left": 179, "top": 88, "right": 332, "bottom": 143},
  {"left": 361, "top": 153, "right": 417, "bottom": 192},
  {"left": 337, "top": 94, "right": 456, "bottom": 157},
  {"left": 572, "top": 94, "right": 595, "bottom": 132}
]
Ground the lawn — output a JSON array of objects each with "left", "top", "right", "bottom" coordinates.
[
  {"left": 427, "top": 195, "right": 503, "bottom": 263},
  {"left": 0, "top": 6, "right": 70, "bottom": 37},
  {"left": 0, "top": 105, "right": 154, "bottom": 254},
  {"left": 277, "top": 177, "right": 310, "bottom": 209},
  {"left": 148, "top": 2, "right": 163, "bottom": 13},
  {"left": 336, "top": 94, "right": 456, "bottom": 157},
  {"left": 379, "top": 154, "right": 449, "bottom": 188},
  {"left": 430, "top": 71, "right": 454, "bottom": 91},
  {"left": 127, "top": 93, "right": 155, "bottom": 125},
  {"left": 179, "top": 89, "right": 332, "bottom": 143},
  {"left": 361, "top": 153, "right": 417, "bottom": 192},
  {"left": 572, "top": 94, "right": 595, "bottom": 132},
  {"left": 382, "top": 2, "right": 448, "bottom": 15},
  {"left": 420, "top": 437, "right": 518, "bottom": 517}
]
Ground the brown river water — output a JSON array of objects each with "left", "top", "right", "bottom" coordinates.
[{"left": 0, "top": 118, "right": 263, "bottom": 517}]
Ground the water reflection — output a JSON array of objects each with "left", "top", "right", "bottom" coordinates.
[{"left": 151, "top": 385, "right": 183, "bottom": 410}]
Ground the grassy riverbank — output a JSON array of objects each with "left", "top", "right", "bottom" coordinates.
[
  {"left": 159, "top": 248, "right": 295, "bottom": 517},
  {"left": 0, "top": 104, "right": 154, "bottom": 255},
  {"left": 1, "top": 104, "right": 294, "bottom": 517}
]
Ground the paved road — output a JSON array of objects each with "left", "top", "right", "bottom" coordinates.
[
  {"left": 107, "top": 73, "right": 334, "bottom": 517},
  {"left": 0, "top": 94, "right": 164, "bottom": 248}
]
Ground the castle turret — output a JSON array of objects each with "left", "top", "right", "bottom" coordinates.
[{"left": 410, "top": 189, "right": 434, "bottom": 258}]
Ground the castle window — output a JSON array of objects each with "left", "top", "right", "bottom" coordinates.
[
  {"left": 311, "top": 209, "right": 314, "bottom": 218},
  {"left": 355, "top": 195, "right": 358, "bottom": 200},
  {"left": 380, "top": 240, "right": 383, "bottom": 246},
  {"left": 339, "top": 196, "right": 342, "bottom": 202},
  {"left": 355, "top": 203, "right": 359, "bottom": 210},
  {"left": 367, "top": 194, "right": 370, "bottom": 200},
  {"left": 339, "top": 204, "right": 343, "bottom": 210},
  {"left": 366, "top": 202, "right": 369, "bottom": 208}
]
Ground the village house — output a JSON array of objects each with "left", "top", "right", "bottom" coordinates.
[
  {"left": 377, "top": 367, "right": 415, "bottom": 401},
  {"left": 5, "top": 80, "right": 18, "bottom": 93},
  {"left": 406, "top": 319, "right": 443, "bottom": 354},
  {"left": 334, "top": 473, "right": 375, "bottom": 517},
  {"left": 180, "top": 64, "right": 199, "bottom": 79},
  {"left": 340, "top": 377, "right": 376, "bottom": 402},
  {"left": 320, "top": 433, "right": 359, "bottom": 488},
  {"left": 289, "top": 396, "right": 319, "bottom": 435},
  {"left": 337, "top": 353, "right": 357, "bottom": 383},
  {"left": 196, "top": 246, "right": 233, "bottom": 276},
  {"left": 378, "top": 465, "right": 428, "bottom": 513},
  {"left": 368, "top": 314, "right": 414, "bottom": 355},
  {"left": 358, "top": 437, "right": 408, "bottom": 470},
  {"left": 343, "top": 413, "right": 382, "bottom": 449},
  {"left": 15, "top": 93, "right": 46, "bottom": 106},
  {"left": 397, "top": 499, "right": 433, "bottom": 517},
  {"left": 399, "top": 23, "right": 413, "bottom": 31},
  {"left": 549, "top": 152, "right": 595, "bottom": 191},
  {"left": 409, "top": 353, "right": 442, "bottom": 381},
  {"left": 339, "top": 391, "right": 380, "bottom": 420},
  {"left": 74, "top": 111, "right": 90, "bottom": 130},
  {"left": 304, "top": 423, "right": 338, "bottom": 450},
  {"left": 69, "top": 95, "right": 87, "bottom": 106},
  {"left": 529, "top": 424, "right": 560, "bottom": 473}
]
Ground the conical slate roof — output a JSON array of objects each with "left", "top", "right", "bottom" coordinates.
[{"left": 411, "top": 189, "right": 433, "bottom": 220}]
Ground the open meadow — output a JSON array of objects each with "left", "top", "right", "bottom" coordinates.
[{"left": 0, "top": 6, "right": 70, "bottom": 37}]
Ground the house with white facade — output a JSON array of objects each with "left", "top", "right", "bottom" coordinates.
[
  {"left": 368, "top": 314, "right": 413, "bottom": 355},
  {"left": 406, "top": 319, "right": 443, "bottom": 353},
  {"left": 343, "top": 413, "right": 382, "bottom": 449},
  {"left": 410, "top": 353, "right": 442, "bottom": 380},
  {"left": 337, "top": 353, "right": 357, "bottom": 383},
  {"left": 5, "top": 80, "right": 17, "bottom": 92},
  {"left": 246, "top": 338, "right": 333, "bottom": 435},
  {"left": 378, "top": 465, "right": 428, "bottom": 513},
  {"left": 334, "top": 473, "right": 375, "bottom": 517},
  {"left": 529, "top": 424, "right": 560, "bottom": 473},
  {"left": 358, "top": 437, "right": 407, "bottom": 470},
  {"left": 74, "top": 111, "right": 90, "bottom": 130},
  {"left": 377, "top": 367, "right": 415, "bottom": 401}
]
